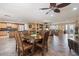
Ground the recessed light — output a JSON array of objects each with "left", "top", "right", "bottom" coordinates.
[{"left": 73, "top": 8, "right": 77, "bottom": 10}]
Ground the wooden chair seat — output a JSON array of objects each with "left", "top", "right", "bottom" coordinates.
[
  {"left": 19, "top": 44, "right": 32, "bottom": 51},
  {"left": 36, "top": 44, "right": 42, "bottom": 47},
  {"left": 23, "top": 43, "right": 32, "bottom": 50},
  {"left": 36, "top": 44, "right": 47, "bottom": 47}
]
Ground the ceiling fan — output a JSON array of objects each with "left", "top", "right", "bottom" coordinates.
[{"left": 40, "top": 3, "right": 71, "bottom": 14}]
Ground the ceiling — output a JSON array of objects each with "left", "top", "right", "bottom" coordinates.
[{"left": 0, "top": 3, "right": 79, "bottom": 24}]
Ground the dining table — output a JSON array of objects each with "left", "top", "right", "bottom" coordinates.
[
  {"left": 22, "top": 33, "right": 43, "bottom": 55},
  {"left": 23, "top": 34, "right": 43, "bottom": 42}
]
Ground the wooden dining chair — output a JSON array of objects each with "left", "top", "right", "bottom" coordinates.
[
  {"left": 36, "top": 31, "right": 50, "bottom": 55},
  {"left": 14, "top": 31, "right": 32, "bottom": 56},
  {"left": 14, "top": 31, "right": 19, "bottom": 52}
]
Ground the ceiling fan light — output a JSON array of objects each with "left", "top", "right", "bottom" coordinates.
[{"left": 54, "top": 9, "right": 60, "bottom": 13}]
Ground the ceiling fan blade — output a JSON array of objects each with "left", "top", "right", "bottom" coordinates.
[
  {"left": 50, "top": 3, "right": 56, "bottom": 7},
  {"left": 46, "top": 9, "right": 52, "bottom": 14},
  {"left": 40, "top": 8, "right": 50, "bottom": 10},
  {"left": 57, "top": 3, "right": 70, "bottom": 8},
  {"left": 50, "top": 3, "right": 56, "bottom": 8}
]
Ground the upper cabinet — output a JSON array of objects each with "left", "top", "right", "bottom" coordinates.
[
  {"left": 0, "top": 22, "right": 19, "bottom": 31},
  {"left": 0, "top": 23, "right": 7, "bottom": 28}
]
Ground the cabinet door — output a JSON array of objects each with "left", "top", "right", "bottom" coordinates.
[{"left": 0, "top": 23, "right": 7, "bottom": 28}]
